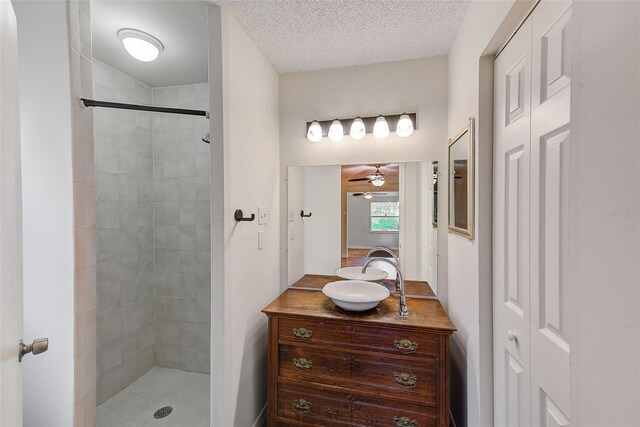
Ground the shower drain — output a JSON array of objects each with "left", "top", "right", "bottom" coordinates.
[{"left": 153, "top": 406, "right": 173, "bottom": 419}]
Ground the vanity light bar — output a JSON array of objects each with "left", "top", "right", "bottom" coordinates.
[{"left": 305, "top": 113, "right": 417, "bottom": 141}]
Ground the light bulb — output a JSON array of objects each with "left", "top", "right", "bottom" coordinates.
[
  {"left": 328, "top": 119, "right": 344, "bottom": 142},
  {"left": 371, "top": 177, "right": 385, "bottom": 187},
  {"left": 396, "top": 113, "right": 414, "bottom": 137},
  {"left": 349, "top": 117, "right": 366, "bottom": 140},
  {"left": 307, "top": 121, "right": 323, "bottom": 142},
  {"left": 373, "top": 116, "right": 389, "bottom": 139},
  {"left": 118, "top": 29, "right": 163, "bottom": 62},
  {"left": 363, "top": 192, "right": 373, "bottom": 200}
]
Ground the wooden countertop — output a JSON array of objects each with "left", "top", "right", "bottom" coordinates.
[
  {"left": 292, "top": 274, "right": 436, "bottom": 297},
  {"left": 263, "top": 288, "right": 456, "bottom": 333}
]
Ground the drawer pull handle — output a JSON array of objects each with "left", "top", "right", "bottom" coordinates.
[
  {"left": 394, "top": 372, "right": 418, "bottom": 388},
  {"left": 293, "top": 357, "right": 313, "bottom": 370},
  {"left": 292, "top": 398, "right": 312, "bottom": 413},
  {"left": 393, "top": 416, "right": 418, "bottom": 427},
  {"left": 394, "top": 338, "right": 418, "bottom": 353},
  {"left": 293, "top": 327, "right": 313, "bottom": 340}
]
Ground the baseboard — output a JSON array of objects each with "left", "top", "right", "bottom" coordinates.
[{"left": 251, "top": 403, "right": 267, "bottom": 427}]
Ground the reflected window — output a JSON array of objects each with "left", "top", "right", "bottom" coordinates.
[{"left": 370, "top": 201, "right": 400, "bottom": 232}]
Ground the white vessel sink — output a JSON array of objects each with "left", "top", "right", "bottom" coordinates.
[
  {"left": 335, "top": 266, "right": 388, "bottom": 281},
  {"left": 322, "top": 280, "right": 390, "bottom": 312}
]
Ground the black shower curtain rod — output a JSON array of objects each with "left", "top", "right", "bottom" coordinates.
[{"left": 80, "top": 98, "right": 209, "bottom": 117}]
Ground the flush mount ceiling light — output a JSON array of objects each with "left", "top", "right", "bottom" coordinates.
[
  {"left": 328, "top": 119, "right": 344, "bottom": 142},
  {"left": 373, "top": 115, "right": 390, "bottom": 139},
  {"left": 396, "top": 113, "right": 414, "bottom": 137},
  {"left": 307, "top": 121, "right": 323, "bottom": 142},
  {"left": 118, "top": 28, "right": 164, "bottom": 62},
  {"left": 349, "top": 117, "right": 366, "bottom": 140}
]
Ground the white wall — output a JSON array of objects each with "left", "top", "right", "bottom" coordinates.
[
  {"left": 209, "top": 5, "right": 280, "bottom": 426},
  {"left": 569, "top": 2, "right": 640, "bottom": 425},
  {"left": 279, "top": 56, "right": 449, "bottom": 292},
  {"left": 302, "top": 165, "right": 341, "bottom": 275},
  {"left": 446, "top": 1, "right": 525, "bottom": 425},
  {"left": 286, "top": 166, "right": 305, "bottom": 285},
  {"left": 14, "top": 1, "right": 75, "bottom": 425},
  {"left": 347, "top": 194, "right": 399, "bottom": 249}
]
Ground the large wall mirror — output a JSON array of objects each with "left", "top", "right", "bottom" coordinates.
[
  {"left": 287, "top": 162, "right": 439, "bottom": 298},
  {"left": 448, "top": 117, "right": 475, "bottom": 238}
]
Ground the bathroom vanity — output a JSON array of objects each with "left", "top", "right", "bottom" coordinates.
[{"left": 262, "top": 289, "right": 456, "bottom": 426}]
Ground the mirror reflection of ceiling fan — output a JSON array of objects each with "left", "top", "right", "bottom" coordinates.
[
  {"left": 348, "top": 164, "right": 386, "bottom": 187},
  {"left": 352, "top": 192, "right": 388, "bottom": 200}
]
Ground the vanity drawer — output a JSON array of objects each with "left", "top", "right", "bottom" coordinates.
[
  {"left": 277, "top": 381, "right": 437, "bottom": 427},
  {"left": 278, "top": 317, "right": 439, "bottom": 358},
  {"left": 279, "top": 344, "right": 437, "bottom": 406}
]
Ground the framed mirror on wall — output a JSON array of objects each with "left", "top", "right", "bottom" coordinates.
[
  {"left": 448, "top": 117, "right": 475, "bottom": 239},
  {"left": 432, "top": 161, "right": 438, "bottom": 227},
  {"left": 287, "top": 161, "right": 439, "bottom": 297}
]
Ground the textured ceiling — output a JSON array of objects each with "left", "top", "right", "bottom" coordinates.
[
  {"left": 223, "top": 0, "right": 470, "bottom": 73},
  {"left": 91, "top": 0, "right": 209, "bottom": 87}
]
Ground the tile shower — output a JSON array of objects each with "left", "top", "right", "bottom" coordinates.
[{"left": 93, "top": 59, "right": 210, "bottom": 405}]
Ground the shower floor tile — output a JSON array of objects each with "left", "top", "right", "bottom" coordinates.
[{"left": 97, "top": 367, "right": 210, "bottom": 427}]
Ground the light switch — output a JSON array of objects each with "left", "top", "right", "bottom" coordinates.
[
  {"left": 258, "top": 206, "right": 268, "bottom": 225},
  {"left": 289, "top": 223, "right": 295, "bottom": 241},
  {"left": 258, "top": 230, "right": 264, "bottom": 249},
  {"left": 288, "top": 208, "right": 295, "bottom": 222}
]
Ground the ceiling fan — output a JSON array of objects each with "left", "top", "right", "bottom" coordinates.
[
  {"left": 348, "top": 164, "right": 386, "bottom": 187},
  {"left": 352, "top": 192, "right": 388, "bottom": 200}
]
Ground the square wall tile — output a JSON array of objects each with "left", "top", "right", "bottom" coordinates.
[
  {"left": 69, "top": 3, "right": 80, "bottom": 52},
  {"left": 80, "top": 55, "right": 93, "bottom": 98},
  {"left": 70, "top": 48, "right": 81, "bottom": 97},
  {"left": 85, "top": 346, "right": 97, "bottom": 394},
  {"left": 79, "top": 9, "right": 92, "bottom": 58},
  {"left": 85, "top": 267, "right": 97, "bottom": 309}
]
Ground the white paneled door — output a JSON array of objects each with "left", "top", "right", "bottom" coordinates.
[
  {"left": 0, "top": 0, "right": 24, "bottom": 425},
  {"left": 494, "top": 16, "right": 533, "bottom": 427},
  {"left": 494, "top": 2, "right": 572, "bottom": 426},
  {"left": 530, "top": 2, "right": 572, "bottom": 425}
]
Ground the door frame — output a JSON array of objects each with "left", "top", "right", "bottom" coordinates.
[{"left": 463, "top": 1, "right": 540, "bottom": 425}]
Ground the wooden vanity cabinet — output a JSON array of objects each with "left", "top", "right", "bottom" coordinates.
[{"left": 263, "top": 289, "right": 456, "bottom": 427}]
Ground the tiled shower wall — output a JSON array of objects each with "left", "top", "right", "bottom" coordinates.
[
  {"left": 93, "top": 60, "right": 156, "bottom": 404},
  {"left": 152, "top": 84, "right": 211, "bottom": 373},
  {"left": 93, "top": 60, "right": 211, "bottom": 403},
  {"left": 69, "top": 0, "right": 97, "bottom": 425}
]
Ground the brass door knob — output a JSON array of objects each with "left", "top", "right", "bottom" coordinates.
[{"left": 19, "top": 338, "right": 49, "bottom": 362}]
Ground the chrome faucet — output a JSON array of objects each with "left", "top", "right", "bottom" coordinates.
[
  {"left": 366, "top": 247, "right": 400, "bottom": 291},
  {"left": 366, "top": 246, "right": 399, "bottom": 262},
  {"left": 362, "top": 257, "right": 409, "bottom": 318}
]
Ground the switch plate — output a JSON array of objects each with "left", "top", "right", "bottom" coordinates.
[
  {"left": 258, "top": 206, "right": 268, "bottom": 225},
  {"left": 289, "top": 223, "right": 294, "bottom": 241},
  {"left": 288, "top": 208, "right": 295, "bottom": 222},
  {"left": 258, "top": 230, "right": 264, "bottom": 249}
]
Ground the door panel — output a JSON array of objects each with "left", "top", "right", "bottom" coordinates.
[
  {"left": 0, "top": 1, "right": 24, "bottom": 425},
  {"left": 494, "top": 2, "right": 572, "bottom": 426},
  {"left": 530, "top": 3, "right": 572, "bottom": 426},
  {"left": 493, "top": 17, "right": 532, "bottom": 427}
]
